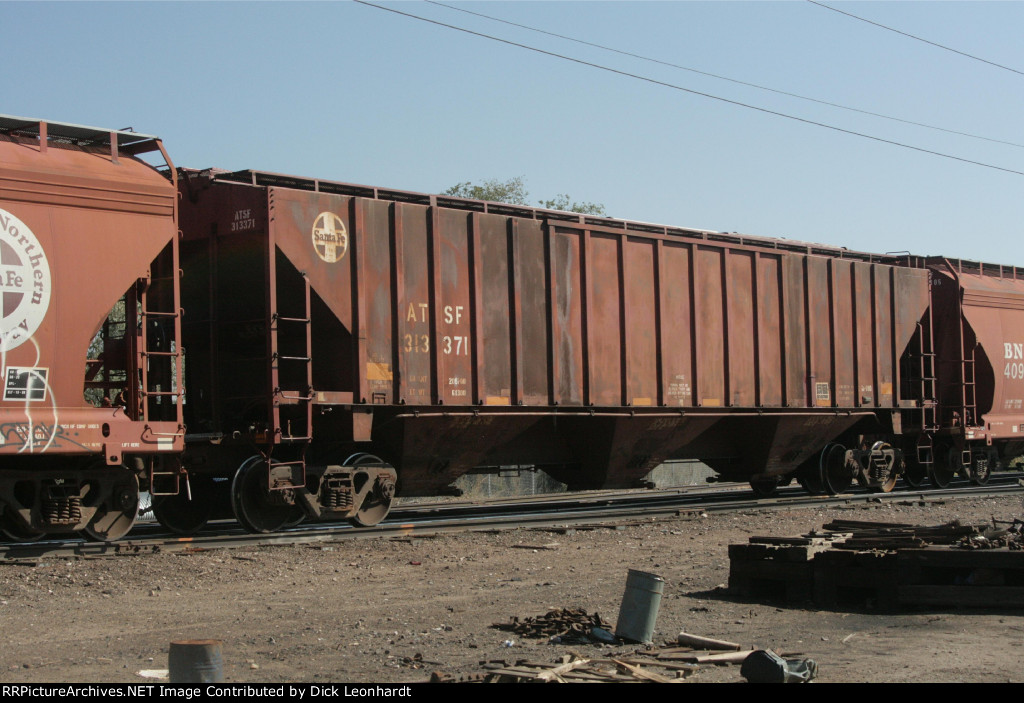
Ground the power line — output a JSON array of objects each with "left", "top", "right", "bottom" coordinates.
[
  {"left": 353, "top": 0, "right": 1024, "bottom": 177},
  {"left": 808, "top": 0, "right": 1024, "bottom": 77},
  {"left": 426, "top": 0, "right": 1024, "bottom": 150}
]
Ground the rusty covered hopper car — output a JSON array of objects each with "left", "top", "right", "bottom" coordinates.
[
  {"left": 172, "top": 167, "right": 937, "bottom": 532},
  {"left": 0, "top": 116, "right": 183, "bottom": 541}
]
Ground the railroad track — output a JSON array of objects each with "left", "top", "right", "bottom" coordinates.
[{"left": 2, "top": 473, "right": 1021, "bottom": 563}]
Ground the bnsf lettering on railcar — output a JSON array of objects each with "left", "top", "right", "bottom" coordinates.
[{"left": 1004, "top": 343, "right": 1024, "bottom": 380}]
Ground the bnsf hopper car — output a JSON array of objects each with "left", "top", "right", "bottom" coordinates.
[
  {"left": 0, "top": 115, "right": 1021, "bottom": 541},
  {"left": 912, "top": 258, "right": 1024, "bottom": 487}
]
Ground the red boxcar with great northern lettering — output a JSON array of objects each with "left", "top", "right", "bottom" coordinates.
[{"left": 0, "top": 116, "right": 183, "bottom": 541}]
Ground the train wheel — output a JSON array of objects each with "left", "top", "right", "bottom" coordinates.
[
  {"left": 153, "top": 477, "right": 214, "bottom": 535},
  {"left": 797, "top": 464, "right": 825, "bottom": 495},
  {"left": 820, "top": 443, "right": 852, "bottom": 495},
  {"left": 749, "top": 477, "right": 779, "bottom": 498},
  {"left": 0, "top": 509, "right": 44, "bottom": 542},
  {"left": 282, "top": 513, "right": 306, "bottom": 529},
  {"left": 82, "top": 474, "right": 139, "bottom": 542},
  {"left": 346, "top": 453, "right": 396, "bottom": 527},
  {"left": 928, "top": 447, "right": 955, "bottom": 489},
  {"left": 903, "top": 458, "right": 928, "bottom": 488},
  {"left": 231, "top": 457, "right": 303, "bottom": 534}
]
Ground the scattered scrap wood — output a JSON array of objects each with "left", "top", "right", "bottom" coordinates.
[
  {"left": 475, "top": 653, "right": 697, "bottom": 683},
  {"left": 676, "top": 632, "right": 741, "bottom": 651},
  {"left": 428, "top": 671, "right": 489, "bottom": 683},
  {"left": 608, "top": 659, "right": 678, "bottom": 683},
  {"left": 614, "top": 656, "right": 698, "bottom": 672},
  {"left": 431, "top": 629, "right": 765, "bottom": 682},
  {"left": 684, "top": 651, "right": 753, "bottom": 665},
  {"left": 534, "top": 658, "right": 595, "bottom": 682}
]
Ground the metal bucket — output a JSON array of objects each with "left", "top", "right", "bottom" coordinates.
[
  {"left": 614, "top": 570, "right": 664, "bottom": 644},
  {"left": 169, "top": 640, "right": 224, "bottom": 683}
]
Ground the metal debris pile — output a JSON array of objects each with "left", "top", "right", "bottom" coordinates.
[
  {"left": 491, "top": 607, "right": 616, "bottom": 645},
  {"left": 956, "top": 519, "right": 1024, "bottom": 550},
  {"left": 819, "top": 518, "right": 977, "bottom": 550},
  {"left": 817, "top": 517, "right": 1024, "bottom": 551}
]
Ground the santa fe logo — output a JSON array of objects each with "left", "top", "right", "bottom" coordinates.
[
  {"left": 312, "top": 212, "right": 348, "bottom": 264},
  {"left": 0, "top": 208, "right": 51, "bottom": 352}
]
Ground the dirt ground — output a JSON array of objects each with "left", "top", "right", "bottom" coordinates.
[{"left": 1, "top": 493, "right": 1022, "bottom": 684}]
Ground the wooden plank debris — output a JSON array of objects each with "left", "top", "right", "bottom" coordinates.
[
  {"left": 477, "top": 654, "right": 701, "bottom": 683},
  {"left": 676, "top": 632, "right": 741, "bottom": 651},
  {"left": 440, "top": 630, "right": 758, "bottom": 682}
]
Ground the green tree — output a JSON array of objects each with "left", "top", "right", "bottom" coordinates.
[
  {"left": 538, "top": 194, "right": 607, "bottom": 217},
  {"left": 444, "top": 176, "right": 529, "bottom": 205},
  {"left": 444, "top": 177, "right": 606, "bottom": 216}
]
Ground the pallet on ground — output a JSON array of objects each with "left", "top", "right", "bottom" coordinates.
[
  {"left": 896, "top": 547, "right": 1024, "bottom": 608},
  {"left": 812, "top": 549, "right": 900, "bottom": 610},
  {"left": 727, "top": 535, "right": 847, "bottom": 603},
  {"left": 728, "top": 526, "right": 1024, "bottom": 610}
]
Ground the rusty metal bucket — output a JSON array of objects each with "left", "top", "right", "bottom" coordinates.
[
  {"left": 614, "top": 569, "right": 664, "bottom": 644},
  {"left": 169, "top": 639, "right": 224, "bottom": 683}
]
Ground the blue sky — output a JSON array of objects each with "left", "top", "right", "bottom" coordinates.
[{"left": 4, "top": 1, "right": 1022, "bottom": 264}]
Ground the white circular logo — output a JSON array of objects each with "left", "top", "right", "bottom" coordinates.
[
  {"left": 311, "top": 212, "right": 348, "bottom": 264},
  {"left": 0, "top": 208, "right": 51, "bottom": 352}
]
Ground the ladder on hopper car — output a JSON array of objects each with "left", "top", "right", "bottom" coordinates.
[
  {"left": 265, "top": 268, "right": 313, "bottom": 492},
  {"left": 956, "top": 346, "right": 978, "bottom": 468},
  {"left": 913, "top": 324, "right": 939, "bottom": 430},
  {"left": 137, "top": 260, "right": 185, "bottom": 496},
  {"left": 905, "top": 310, "right": 939, "bottom": 472},
  {"left": 961, "top": 347, "right": 977, "bottom": 430}
]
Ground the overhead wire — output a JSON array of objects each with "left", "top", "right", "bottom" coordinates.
[
  {"left": 807, "top": 0, "right": 1024, "bottom": 77},
  {"left": 353, "top": 1, "right": 1024, "bottom": 177},
  {"left": 426, "top": 0, "right": 1024, "bottom": 150}
]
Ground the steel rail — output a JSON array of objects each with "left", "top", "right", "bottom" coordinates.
[{"left": 1, "top": 476, "right": 1021, "bottom": 563}]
